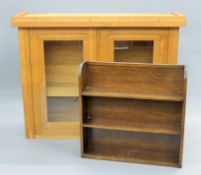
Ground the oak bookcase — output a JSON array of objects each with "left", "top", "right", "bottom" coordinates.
[
  {"left": 80, "top": 62, "right": 186, "bottom": 167},
  {"left": 12, "top": 12, "right": 186, "bottom": 138}
]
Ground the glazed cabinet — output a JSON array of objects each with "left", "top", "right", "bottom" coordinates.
[{"left": 12, "top": 12, "right": 186, "bottom": 138}]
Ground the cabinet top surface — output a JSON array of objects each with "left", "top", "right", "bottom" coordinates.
[{"left": 12, "top": 12, "right": 186, "bottom": 28}]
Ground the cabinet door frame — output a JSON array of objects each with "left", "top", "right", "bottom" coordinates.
[
  {"left": 99, "top": 28, "right": 170, "bottom": 64},
  {"left": 29, "top": 28, "right": 96, "bottom": 138}
]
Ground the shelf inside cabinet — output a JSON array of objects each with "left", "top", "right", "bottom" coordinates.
[
  {"left": 82, "top": 88, "right": 183, "bottom": 102},
  {"left": 46, "top": 65, "right": 80, "bottom": 97},
  {"left": 47, "top": 97, "right": 80, "bottom": 122},
  {"left": 45, "top": 41, "right": 83, "bottom": 97},
  {"left": 114, "top": 41, "right": 154, "bottom": 63},
  {"left": 83, "top": 118, "right": 180, "bottom": 135}
]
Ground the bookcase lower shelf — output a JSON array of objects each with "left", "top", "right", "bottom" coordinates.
[
  {"left": 83, "top": 118, "right": 180, "bottom": 135},
  {"left": 82, "top": 128, "right": 180, "bottom": 167}
]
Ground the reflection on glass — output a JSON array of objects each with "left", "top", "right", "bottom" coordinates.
[
  {"left": 114, "top": 41, "right": 153, "bottom": 63},
  {"left": 47, "top": 97, "right": 79, "bottom": 122},
  {"left": 44, "top": 41, "right": 83, "bottom": 122}
]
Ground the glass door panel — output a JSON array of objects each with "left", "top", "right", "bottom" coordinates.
[
  {"left": 47, "top": 97, "right": 79, "bottom": 122},
  {"left": 114, "top": 41, "right": 154, "bottom": 63},
  {"left": 44, "top": 41, "right": 82, "bottom": 123}
]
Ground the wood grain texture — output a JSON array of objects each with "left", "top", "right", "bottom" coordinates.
[
  {"left": 29, "top": 29, "right": 48, "bottom": 135},
  {"left": 167, "top": 28, "right": 179, "bottom": 64},
  {"left": 45, "top": 41, "right": 83, "bottom": 97},
  {"left": 18, "top": 29, "right": 35, "bottom": 138},
  {"left": 83, "top": 97, "right": 182, "bottom": 135},
  {"left": 80, "top": 62, "right": 187, "bottom": 167},
  {"left": 83, "top": 128, "right": 180, "bottom": 167},
  {"left": 12, "top": 12, "right": 186, "bottom": 28},
  {"left": 83, "top": 62, "right": 184, "bottom": 99}
]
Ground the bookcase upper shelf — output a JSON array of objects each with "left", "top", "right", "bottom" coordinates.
[
  {"left": 79, "top": 61, "right": 186, "bottom": 102},
  {"left": 12, "top": 12, "right": 186, "bottom": 28}
]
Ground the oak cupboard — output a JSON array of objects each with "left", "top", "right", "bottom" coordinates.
[
  {"left": 12, "top": 12, "right": 186, "bottom": 138},
  {"left": 80, "top": 61, "right": 187, "bottom": 167}
]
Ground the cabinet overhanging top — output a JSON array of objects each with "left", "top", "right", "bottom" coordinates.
[{"left": 12, "top": 12, "right": 186, "bottom": 28}]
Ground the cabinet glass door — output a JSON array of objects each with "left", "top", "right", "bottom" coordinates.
[
  {"left": 45, "top": 41, "right": 82, "bottom": 123},
  {"left": 30, "top": 29, "right": 95, "bottom": 138},
  {"left": 114, "top": 41, "right": 154, "bottom": 63},
  {"left": 99, "top": 29, "right": 169, "bottom": 64}
]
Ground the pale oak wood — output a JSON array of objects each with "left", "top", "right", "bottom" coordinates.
[
  {"left": 167, "top": 28, "right": 179, "bottom": 64},
  {"left": 12, "top": 12, "right": 186, "bottom": 27},
  {"left": 29, "top": 29, "right": 95, "bottom": 138},
  {"left": 45, "top": 40, "right": 83, "bottom": 97},
  {"left": 13, "top": 13, "right": 186, "bottom": 139},
  {"left": 18, "top": 29, "right": 35, "bottom": 138},
  {"left": 99, "top": 28, "right": 170, "bottom": 63}
]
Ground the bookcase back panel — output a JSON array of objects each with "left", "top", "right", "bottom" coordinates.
[
  {"left": 85, "top": 64, "right": 184, "bottom": 98},
  {"left": 84, "top": 97, "right": 182, "bottom": 126},
  {"left": 84, "top": 128, "right": 179, "bottom": 164}
]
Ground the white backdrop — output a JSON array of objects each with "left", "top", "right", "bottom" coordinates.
[{"left": 0, "top": 0, "right": 200, "bottom": 174}]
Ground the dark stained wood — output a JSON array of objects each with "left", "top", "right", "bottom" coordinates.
[
  {"left": 82, "top": 89, "right": 183, "bottom": 101},
  {"left": 178, "top": 71, "right": 187, "bottom": 168},
  {"left": 83, "top": 128, "right": 180, "bottom": 167},
  {"left": 83, "top": 97, "right": 182, "bottom": 135},
  {"left": 79, "top": 61, "right": 187, "bottom": 167},
  {"left": 82, "top": 62, "right": 184, "bottom": 99}
]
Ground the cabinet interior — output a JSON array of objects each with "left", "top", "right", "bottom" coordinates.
[
  {"left": 47, "top": 97, "right": 79, "bottom": 122},
  {"left": 44, "top": 41, "right": 83, "bottom": 122},
  {"left": 114, "top": 41, "right": 153, "bottom": 63}
]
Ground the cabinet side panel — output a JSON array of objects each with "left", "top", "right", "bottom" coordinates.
[
  {"left": 167, "top": 28, "right": 179, "bottom": 64},
  {"left": 18, "top": 28, "right": 35, "bottom": 138}
]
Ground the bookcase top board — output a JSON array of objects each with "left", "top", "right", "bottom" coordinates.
[{"left": 12, "top": 12, "right": 186, "bottom": 28}]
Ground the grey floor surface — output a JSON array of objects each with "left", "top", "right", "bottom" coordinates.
[{"left": 0, "top": 91, "right": 201, "bottom": 175}]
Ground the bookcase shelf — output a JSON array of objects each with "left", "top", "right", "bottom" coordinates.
[
  {"left": 80, "top": 62, "right": 186, "bottom": 167},
  {"left": 82, "top": 88, "right": 183, "bottom": 101},
  {"left": 82, "top": 128, "right": 179, "bottom": 167},
  {"left": 83, "top": 118, "right": 180, "bottom": 135}
]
